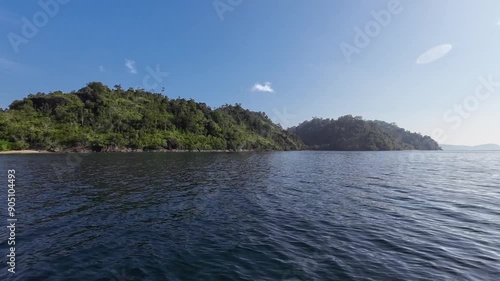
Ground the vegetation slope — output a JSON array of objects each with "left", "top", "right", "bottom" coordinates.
[
  {"left": 0, "top": 82, "right": 441, "bottom": 152},
  {"left": 290, "top": 116, "right": 441, "bottom": 151},
  {"left": 0, "top": 82, "right": 303, "bottom": 152}
]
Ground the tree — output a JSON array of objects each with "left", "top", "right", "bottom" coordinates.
[{"left": 0, "top": 82, "right": 304, "bottom": 151}]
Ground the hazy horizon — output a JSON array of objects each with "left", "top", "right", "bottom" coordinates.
[{"left": 1, "top": 0, "right": 499, "bottom": 146}]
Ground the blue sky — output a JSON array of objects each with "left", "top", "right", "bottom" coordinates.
[{"left": 1, "top": 0, "right": 500, "bottom": 145}]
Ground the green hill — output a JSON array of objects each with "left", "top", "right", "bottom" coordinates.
[
  {"left": 0, "top": 82, "right": 304, "bottom": 152},
  {"left": 0, "top": 82, "right": 442, "bottom": 152},
  {"left": 290, "top": 116, "right": 441, "bottom": 151}
]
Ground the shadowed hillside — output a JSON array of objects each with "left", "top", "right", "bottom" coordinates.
[{"left": 290, "top": 116, "right": 441, "bottom": 151}]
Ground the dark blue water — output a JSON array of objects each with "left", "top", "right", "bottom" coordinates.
[{"left": 1, "top": 151, "right": 499, "bottom": 280}]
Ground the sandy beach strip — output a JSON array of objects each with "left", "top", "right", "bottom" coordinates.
[{"left": 0, "top": 150, "right": 50, "bottom": 155}]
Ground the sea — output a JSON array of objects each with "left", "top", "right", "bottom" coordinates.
[{"left": 0, "top": 151, "right": 499, "bottom": 280}]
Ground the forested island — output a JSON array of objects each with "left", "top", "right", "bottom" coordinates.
[
  {"left": 0, "top": 82, "right": 440, "bottom": 152},
  {"left": 291, "top": 117, "right": 441, "bottom": 151},
  {"left": 0, "top": 82, "right": 303, "bottom": 152}
]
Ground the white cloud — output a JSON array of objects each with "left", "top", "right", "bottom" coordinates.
[
  {"left": 125, "top": 59, "right": 137, "bottom": 74},
  {"left": 99, "top": 65, "right": 105, "bottom": 72},
  {"left": 416, "top": 44, "right": 453, "bottom": 64},
  {"left": 251, "top": 82, "right": 275, "bottom": 93},
  {"left": 0, "top": 57, "right": 22, "bottom": 73},
  {"left": 0, "top": 57, "right": 39, "bottom": 75}
]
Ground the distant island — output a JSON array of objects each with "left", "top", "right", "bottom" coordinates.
[
  {"left": 0, "top": 82, "right": 440, "bottom": 152},
  {"left": 290, "top": 117, "right": 441, "bottom": 151},
  {"left": 440, "top": 144, "right": 500, "bottom": 151}
]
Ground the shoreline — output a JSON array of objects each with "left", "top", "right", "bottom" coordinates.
[
  {"left": 0, "top": 150, "right": 52, "bottom": 154},
  {"left": 0, "top": 148, "right": 444, "bottom": 155},
  {"left": 0, "top": 149, "right": 275, "bottom": 154}
]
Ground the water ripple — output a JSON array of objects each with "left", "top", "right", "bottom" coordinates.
[{"left": 0, "top": 151, "right": 499, "bottom": 280}]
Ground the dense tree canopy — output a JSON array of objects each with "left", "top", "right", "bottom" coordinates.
[
  {"left": 289, "top": 116, "right": 441, "bottom": 151},
  {"left": 0, "top": 82, "right": 303, "bottom": 152},
  {"left": 0, "top": 83, "right": 441, "bottom": 152}
]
